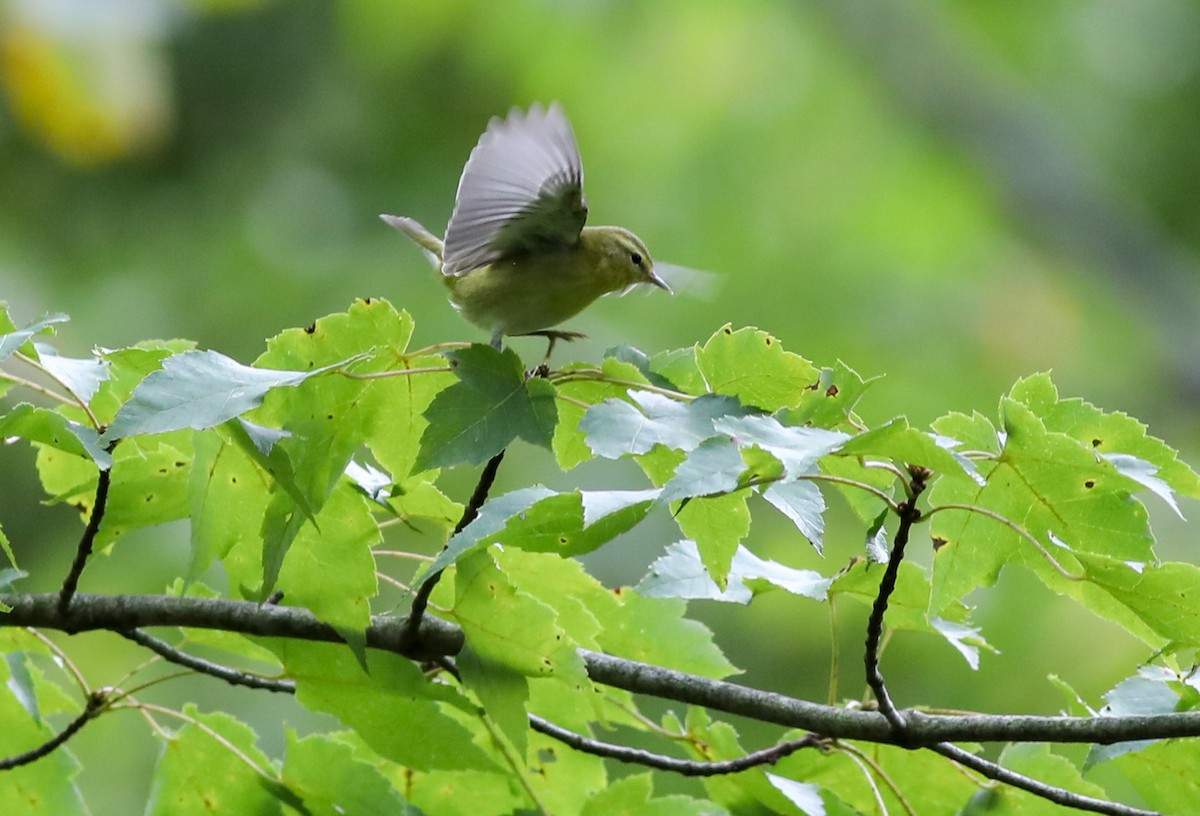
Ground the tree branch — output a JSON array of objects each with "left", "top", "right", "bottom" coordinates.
[
  {"left": 399, "top": 449, "right": 505, "bottom": 652},
  {"left": 863, "top": 465, "right": 929, "bottom": 735},
  {"left": 0, "top": 691, "right": 105, "bottom": 771},
  {"left": 529, "top": 715, "right": 822, "bottom": 776},
  {"left": 120, "top": 629, "right": 296, "bottom": 694},
  {"left": 5, "top": 592, "right": 462, "bottom": 661},
  {"left": 934, "top": 742, "right": 1158, "bottom": 816},
  {"left": 57, "top": 447, "right": 116, "bottom": 615},
  {"left": 5, "top": 592, "right": 1200, "bottom": 747}
]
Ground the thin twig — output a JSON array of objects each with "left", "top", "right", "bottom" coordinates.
[
  {"left": 0, "top": 691, "right": 106, "bottom": 770},
  {"left": 339, "top": 366, "right": 454, "bottom": 380},
  {"left": 120, "top": 629, "right": 295, "bottom": 694},
  {"left": 57, "top": 444, "right": 117, "bottom": 615},
  {"left": 836, "top": 741, "right": 916, "bottom": 816},
  {"left": 530, "top": 715, "right": 822, "bottom": 776},
  {"left": 934, "top": 742, "right": 1158, "bottom": 816},
  {"left": 864, "top": 466, "right": 929, "bottom": 736},
  {"left": 0, "top": 371, "right": 77, "bottom": 408},
  {"left": 398, "top": 449, "right": 506, "bottom": 652},
  {"left": 545, "top": 370, "right": 697, "bottom": 402}
]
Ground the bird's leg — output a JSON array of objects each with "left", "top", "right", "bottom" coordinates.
[
  {"left": 490, "top": 330, "right": 504, "bottom": 351},
  {"left": 518, "top": 330, "right": 588, "bottom": 360}
]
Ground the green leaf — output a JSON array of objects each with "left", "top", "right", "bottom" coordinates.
[
  {"left": 552, "top": 357, "right": 652, "bottom": 470},
  {"left": 424, "top": 486, "right": 556, "bottom": 579},
  {"left": 271, "top": 640, "right": 494, "bottom": 772},
  {"left": 674, "top": 491, "right": 751, "bottom": 587},
  {"left": 582, "top": 391, "right": 744, "bottom": 458},
  {"left": 4, "top": 652, "right": 39, "bottom": 721},
  {"left": 763, "top": 479, "right": 826, "bottom": 553},
  {"left": 839, "top": 418, "right": 976, "bottom": 483},
  {"left": 457, "top": 646, "right": 530, "bottom": 763},
  {"left": 36, "top": 432, "right": 193, "bottom": 550},
  {"left": 1074, "top": 552, "right": 1200, "bottom": 649},
  {"left": 582, "top": 773, "right": 719, "bottom": 816},
  {"left": 453, "top": 549, "right": 588, "bottom": 688},
  {"left": 105, "top": 349, "right": 344, "bottom": 441},
  {"left": 712, "top": 414, "right": 848, "bottom": 478},
  {"left": 0, "top": 403, "right": 110, "bottom": 468},
  {"left": 32, "top": 342, "right": 109, "bottom": 404},
  {"left": 273, "top": 485, "right": 378, "bottom": 639},
  {"left": 660, "top": 437, "right": 746, "bottom": 502},
  {"left": 929, "top": 394, "right": 1156, "bottom": 615},
  {"left": 145, "top": 705, "right": 280, "bottom": 816},
  {"left": 601, "top": 593, "right": 738, "bottom": 679},
  {"left": 0, "top": 668, "right": 88, "bottom": 815},
  {"left": 408, "top": 769, "right": 523, "bottom": 816},
  {"left": 1112, "top": 738, "right": 1200, "bottom": 813},
  {"left": 695, "top": 325, "right": 819, "bottom": 411},
  {"left": 786, "top": 360, "right": 876, "bottom": 429},
  {"left": 281, "top": 730, "right": 409, "bottom": 815},
  {"left": 417, "top": 344, "right": 557, "bottom": 470},
  {"left": 638, "top": 540, "right": 831, "bottom": 603},
  {"left": 1012, "top": 371, "right": 1200, "bottom": 500},
  {"left": 0, "top": 313, "right": 69, "bottom": 364}
]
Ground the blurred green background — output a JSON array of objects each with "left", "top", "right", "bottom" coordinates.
[{"left": 2, "top": 0, "right": 1199, "bottom": 810}]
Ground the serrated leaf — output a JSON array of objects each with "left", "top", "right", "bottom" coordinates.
[
  {"left": 675, "top": 491, "right": 751, "bottom": 587},
  {"left": 0, "top": 313, "right": 69, "bottom": 364},
  {"left": 145, "top": 705, "right": 280, "bottom": 816},
  {"left": 423, "top": 486, "right": 556, "bottom": 580},
  {"left": 839, "top": 418, "right": 975, "bottom": 483},
  {"left": 929, "top": 617, "right": 994, "bottom": 671},
  {"left": 1112, "top": 737, "right": 1200, "bottom": 813},
  {"left": 281, "top": 730, "right": 410, "bottom": 814},
  {"left": 582, "top": 773, "right": 719, "bottom": 816},
  {"left": 552, "top": 357, "right": 652, "bottom": 470},
  {"left": 32, "top": 342, "right": 109, "bottom": 404},
  {"left": 0, "top": 658, "right": 87, "bottom": 815},
  {"left": 1102, "top": 453, "right": 1183, "bottom": 519},
  {"left": 1013, "top": 371, "right": 1200, "bottom": 500},
  {"left": 271, "top": 640, "right": 493, "bottom": 772},
  {"left": 417, "top": 344, "right": 557, "bottom": 470},
  {"left": 660, "top": 437, "right": 746, "bottom": 502},
  {"left": 696, "top": 325, "right": 818, "bottom": 411},
  {"left": 763, "top": 479, "right": 826, "bottom": 553},
  {"left": 582, "top": 391, "right": 744, "bottom": 458},
  {"left": 457, "top": 647, "right": 530, "bottom": 763},
  {"left": 786, "top": 360, "right": 876, "bottom": 429},
  {"left": 712, "top": 414, "right": 848, "bottom": 478},
  {"left": 453, "top": 549, "right": 588, "bottom": 688},
  {"left": 929, "top": 394, "right": 1157, "bottom": 616},
  {"left": 0, "top": 404, "right": 110, "bottom": 468},
  {"left": 638, "top": 540, "right": 830, "bottom": 603},
  {"left": 601, "top": 592, "right": 738, "bottom": 679},
  {"left": 104, "top": 349, "right": 340, "bottom": 441}
]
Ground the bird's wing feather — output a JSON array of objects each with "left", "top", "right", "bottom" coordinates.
[{"left": 441, "top": 102, "right": 587, "bottom": 277}]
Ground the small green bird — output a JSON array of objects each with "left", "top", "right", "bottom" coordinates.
[{"left": 382, "top": 102, "right": 671, "bottom": 355}]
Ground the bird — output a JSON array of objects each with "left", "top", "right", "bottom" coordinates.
[{"left": 381, "top": 102, "right": 671, "bottom": 357}]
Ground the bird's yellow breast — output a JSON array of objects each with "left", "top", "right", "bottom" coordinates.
[{"left": 444, "top": 229, "right": 642, "bottom": 336}]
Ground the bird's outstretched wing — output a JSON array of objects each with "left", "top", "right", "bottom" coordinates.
[{"left": 441, "top": 102, "right": 588, "bottom": 278}]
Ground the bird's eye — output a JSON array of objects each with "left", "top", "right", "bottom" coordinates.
[{"left": 630, "top": 252, "right": 643, "bottom": 267}]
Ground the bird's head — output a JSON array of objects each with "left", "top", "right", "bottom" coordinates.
[{"left": 587, "top": 226, "right": 672, "bottom": 294}]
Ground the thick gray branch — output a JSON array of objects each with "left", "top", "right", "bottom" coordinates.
[
  {"left": 5, "top": 592, "right": 1200, "bottom": 748},
  {"left": 1, "top": 592, "right": 463, "bottom": 661}
]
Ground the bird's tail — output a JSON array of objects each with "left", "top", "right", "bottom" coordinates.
[{"left": 380, "top": 214, "right": 444, "bottom": 268}]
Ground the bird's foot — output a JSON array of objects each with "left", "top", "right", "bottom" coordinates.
[{"left": 519, "top": 330, "right": 588, "bottom": 360}]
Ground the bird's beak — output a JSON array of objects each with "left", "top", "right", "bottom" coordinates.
[{"left": 647, "top": 268, "right": 673, "bottom": 294}]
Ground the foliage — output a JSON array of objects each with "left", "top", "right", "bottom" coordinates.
[{"left": 2, "top": 300, "right": 1200, "bottom": 815}]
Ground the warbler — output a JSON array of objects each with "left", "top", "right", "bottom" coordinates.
[{"left": 381, "top": 102, "right": 670, "bottom": 355}]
